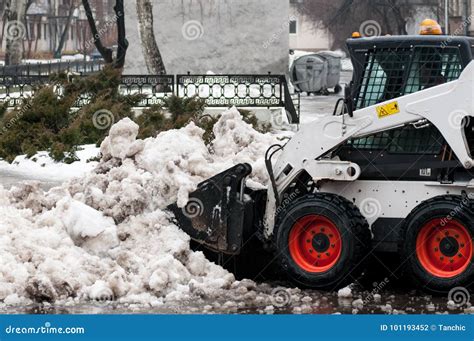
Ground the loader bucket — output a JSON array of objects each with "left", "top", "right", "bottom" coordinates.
[{"left": 167, "top": 163, "right": 253, "bottom": 255}]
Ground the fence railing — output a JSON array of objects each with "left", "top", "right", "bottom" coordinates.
[
  {"left": 177, "top": 74, "right": 284, "bottom": 107},
  {"left": 119, "top": 74, "right": 175, "bottom": 107},
  {"left": 0, "top": 71, "right": 300, "bottom": 124},
  {"left": 0, "top": 60, "right": 105, "bottom": 77}
]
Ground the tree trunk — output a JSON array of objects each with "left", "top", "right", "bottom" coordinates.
[
  {"left": 114, "top": 0, "right": 128, "bottom": 68},
  {"left": 0, "top": 3, "right": 8, "bottom": 47},
  {"left": 26, "top": 18, "right": 32, "bottom": 58},
  {"left": 136, "top": 0, "right": 166, "bottom": 74},
  {"left": 0, "top": 17, "right": 6, "bottom": 47},
  {"left": 81, "top": 0, "right": 113, "bottom": 63},
  {"left": 5, "top": 0, "right": 27, "bottom": 65},
  {"left": 54, "top": 2, "right": 75, "bottom": 58},
  {"left": 33, "top": 18, "right": 39, "bottom": 53}
]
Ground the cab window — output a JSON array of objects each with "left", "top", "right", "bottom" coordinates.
[{"left": 351, "top": 46, "right": 463, "bottom": 154}]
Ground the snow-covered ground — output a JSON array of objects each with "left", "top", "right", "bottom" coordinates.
[
  {"left": 0, "top": 145, "right": 99, "bottom": 189},
  {"left": 21, "top": 54, "right": 91, "bottom": 65}
]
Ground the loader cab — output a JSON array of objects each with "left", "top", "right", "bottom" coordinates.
[
  {"left": 337, "top": 35, "right": 474, "bottom": 182},
  {"left": 346, "top": 35, "right": 474, "bottom": 108}
]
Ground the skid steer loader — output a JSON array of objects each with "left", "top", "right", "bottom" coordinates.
[{"left": 169, "top": 21, "right": 474, "bottom": 293}]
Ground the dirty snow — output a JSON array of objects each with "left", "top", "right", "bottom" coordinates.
[
  {"left": 337, "top": 286, "right": 352, "bottom": 298},
  {"left": 0, "top": 107, "right": 283, "bottom": 307}
]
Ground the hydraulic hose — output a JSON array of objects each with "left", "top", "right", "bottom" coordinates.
[{"left": 265, "top": 144, "right": 283, "bottom": 207}]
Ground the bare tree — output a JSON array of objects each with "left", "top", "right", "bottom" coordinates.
[
  {"left": 296, "top": 0, "right": 441, "bottom": 50},
  {"left": 0, "top": 0, "right": 8, "bottom": 46},
  {"left": 0, "top": 0, "right": 8, "bottom": 47},
  {"left": 4, "top": 0, "right": 31, "bottom": 65},
  {"left": 114, "top": 0, "right": 127, "bottom": 68},
  {"left": 136, "top": 0, "right": 166, "bottom": 74},
  {"left": 82, "top": 0, "right": 112, "bottom": 62},
  {"left": 81, "top": 0, "right": 128, "bottom": 68},
  {"left": 53, "top": 0, "right": 79, "bottom": 58}
]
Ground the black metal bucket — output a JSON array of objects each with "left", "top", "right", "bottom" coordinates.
[{"left": 167, "top": 163, "right": 254, "bottom": 255}]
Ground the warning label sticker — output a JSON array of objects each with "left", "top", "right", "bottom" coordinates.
[{"left": 376, "top": 101, "right": 400, "bottom": 118}]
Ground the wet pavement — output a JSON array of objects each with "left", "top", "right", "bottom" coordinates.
[
  {"left": 0, "top": 250, "right": 471, "bottom": 315},
  {"left": 298, "top": 70, "right": 352, "bottom": 123},
  {"left": 1, "top": 283, "right": 471, "bottom": 315}
]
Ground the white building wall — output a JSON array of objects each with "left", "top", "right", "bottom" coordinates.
[
  {"left": 289, "top": 5, "right": 332, "bottom": 51},
  {"left": 470, "top": 0, "right": 474, "bottom": 35},
  {"left": 125, "top": 0, "right": 290, "bottom": 75}
]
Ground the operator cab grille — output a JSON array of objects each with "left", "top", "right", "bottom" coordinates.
[
  {"left": 350, "top": 45, "right": 462, "bottom": 156},
  {"left": 349, "top": 124, "right": 444, "bottom": 155},
  {"left": 355, "top": 46, "right": 462, "bottom": 109}
]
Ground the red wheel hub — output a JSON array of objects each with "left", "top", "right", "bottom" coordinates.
[
  {"left": 288, "top": 215, "right": 342, "bottom": 273},
  {"left": 416, "top": 218, "right": 473, "bottom": 278}
]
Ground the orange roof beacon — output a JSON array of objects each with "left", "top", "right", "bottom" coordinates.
[{"left": 419, "top": 18, "right": 442, "bottom": 35}]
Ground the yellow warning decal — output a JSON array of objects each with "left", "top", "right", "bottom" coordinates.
[{"left": 376, "top": 101, "right": 400, "bottom": 118}]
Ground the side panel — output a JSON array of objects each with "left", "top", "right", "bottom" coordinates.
[
  {"left": 319, "top": 180, "right": 474, "bottom": 253},
  {"left": 319, "top": 180, "right": 474, "bottom": 226}
]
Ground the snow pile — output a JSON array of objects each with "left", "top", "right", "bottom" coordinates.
[
  {"left": 0, "top": 107, "right": 281, "bottom": 306},
  {"left": 55, "top": 198, "right": 119, "bottom": 255},
  {"left": 337, "top": 286, "right": 352, "bottom": 298},
  {"left": 211, "top": 109, "right": 277, "bottom": 188}
]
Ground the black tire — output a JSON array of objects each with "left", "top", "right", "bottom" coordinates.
[
  {"left": 334, "top": 84, "right": 342, "bottom": 94},
  {"left": 273, "top": 193, "right": 371, "bottom": 289},
  {"left": 399, "top": 195, "right": 474, "bottom": 293}
]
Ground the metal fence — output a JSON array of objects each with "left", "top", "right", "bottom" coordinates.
[
  {"left": 177, "top": 74, "right": 284, "bottom": 107},
  {"left": 0, "top": 69, "right": 300, "bottom": 123},
  {"left": 120, "top": 74, "right": 175, "bottom": 107},
  {"left": 0, "top": 60, "right": 105, "bottom": 77}
]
